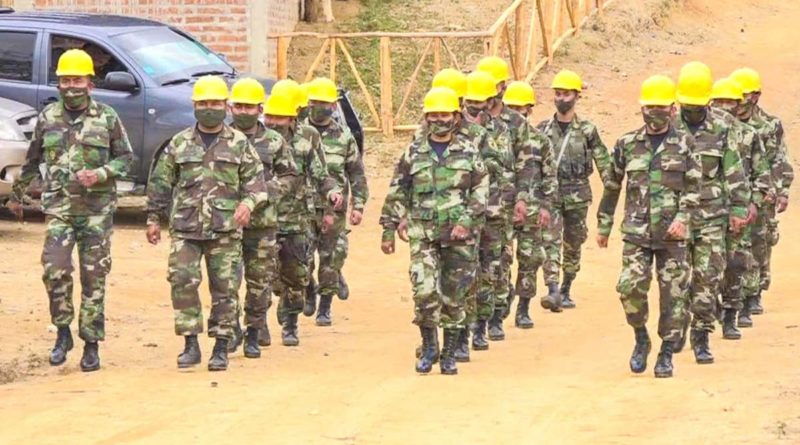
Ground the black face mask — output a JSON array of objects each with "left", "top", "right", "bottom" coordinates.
[
  {"left": 265, "top": 122, "right": 291, "bottom": 139},
  {"left": 642, "top": 108, "right": 671, "bottom": 132},
  {"left": 555, "top": 98, "right": 576, "bottom": 115},
  {"left": 427, "top": 119, "right": 456, "bottom": 137},
  {"left": 681, "top": 105, "right": 707, "bottom": 125},
  {"left": 465, "top": 104, "right": 486, "bottom": 118},
  {"left": 310, "top": 105, "right": 335, "bottom": 123}
]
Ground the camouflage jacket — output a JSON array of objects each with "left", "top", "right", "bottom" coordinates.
[
  {"left": 523, "top": 120, "right": 557, "bottom": 220},
  {"left": 750, "top": 106, "right": 794, "bottom": 199},
  {"left": 717, "top": 110, "right": 773, "bottom": 208},
  {"left": 597, "top": 125, "right": 701, "bottom": 248},
  {"left": 536, "top": 115, "right": 613, "bottom": 210},
  {"left": 309, "top": 119, "right": 369, "bottom": 213},
  {"left": 235, "top": 122, "right": 299, "bottom": 230},
  {"left": 146, "top": 124, "right": 268, "bottom": 240},
  {"left": 12, "top": 99, "right": 133, "bottom": 216},
  {"left": 676, "top": 111, "right": 750, "bottom": 227},
  {"left": 380, "top": 131, "right": 489, "bottom": 244},
  {"left": 478, "top": 112, "right": 516, "bottom": 221}
]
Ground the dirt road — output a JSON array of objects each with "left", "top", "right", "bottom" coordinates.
[{"left": 1, "top": 0, "right": 798, "bottom": 443}]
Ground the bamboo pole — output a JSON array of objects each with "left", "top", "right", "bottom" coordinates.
[
  {"left": 379, "top": 37, "right": 394, "bottom": 137},
  {"left": 433, "top": 38, "right": 442, "bottom": 73},
  {"left": 276, "top": 36, "right": 288, "bottom": 79},
  {"left": 336, "top": 39, "right": 381, "bottom": 128},
  {"left": 394, "top": 39, "right": 434, "bottom": 122},
  {"left": 329, "top": 38, "right": 337, "bottom": 82},
  {"left": 304, "top": 38, "right": 331, "bottom": 82}
]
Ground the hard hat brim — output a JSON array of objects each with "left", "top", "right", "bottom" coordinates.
[{"left": 676, "top": 93, "right": 710, "bottom": 106}]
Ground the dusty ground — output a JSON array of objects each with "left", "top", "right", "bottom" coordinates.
[{"left": 1, "top": 0, "right": 799, "bottom": 443}]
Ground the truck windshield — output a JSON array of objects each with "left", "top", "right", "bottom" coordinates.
[{"left": 111, "top": 27, "right": 234, "bottom": 85}]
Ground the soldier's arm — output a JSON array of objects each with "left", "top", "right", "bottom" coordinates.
[
  {"left": 11, "top": 114, "right": 45, "bottom": 202},
  {"left": 269, "top": 139, "right": 299, "bottom": 201},
  {"left": 749, "top": 130, "right": 772, "bottom": 207},
  {"left": 676, "top": 139, "right": 702, "bottom": 227},
  {"left": 309, "top": 134, "right": 339, "bottom": 216},
  {"left": 239, "top": 141, "right": 268, "bottom": 211},
  {"left": 722, "top": 128, "right": 751, "bottom": 219},
  {"left": 345, "top": 132, "right": 369, "bottom": 212},
  {"left": 589, "top": 125, "right": 614, "bottom": 188},
  {"left": 539, "top": 131, "right": 557, "bottom": 213},
  {"left": 379, "top": 148, "right": 412, "bottom": 241},
  {"left": 462, "top": 151, "right": 489, "bottom": 229},
  {"left": 512, "top": 122, "right": 535, "bottom": 205},
  {"left": 97, "top": 113, "right": 134, "bottom": 183},
  {"left": 596, "top": 138, "right": 625, "bottom": 236},
  {"left": 774, "top": 121, "right": 794, "bottom": 198},
  {"left": 145, "top": 143, "right": 178, "bottom": 225}
]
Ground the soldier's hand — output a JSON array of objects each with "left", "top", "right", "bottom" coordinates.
[
  {"left": 450, "top": 225, "right": 470, "bottom": 241},
  {"left": 747, "top": 203, "right": 758, "bottom": 224},
  {"left": 397, "top": 218, "right": 409, "bottom": 242},
  {"left": 381, "top": 239, "right": 395, "bottom": 255},
  {"left": 765, "top": 191, "right": 776, "bottom": 204},
  {"left": 321, "top": 214, "right": 334, "bottom": 233},
  {"left": 146, "top": 223, "right": 161, "bottom": 245},
  {"left": 350, "top": 209, "right": 363, "bottom": 226},
  {"left": 538, "top": 208, "right": 551, "bottom": 228},
  {"left": 596, "top": 234, "right": 608, "bottom": 248},
  {"left": 234, "top": 203, "right": 252, "bottom": 227},
  {"left": 6, "top": 199, "right": 23, "bottom": 221},
  {"left": 330, "top": 192, "right": 344, "bottom": 211},
  {"left": 666, "top": 221, "right": 687, "bottom": 239},
  {"left": 513, "top": 200, "right": 527, "bottom": 225},
  {"left": 730, "top": 216, "right": 747, "bottom": 235},
  {"left": 76, "top": 169, "right": 100, "bottom": 188},
  {"left": 777, "top": 196, "right": 789, "bottom": 213}
]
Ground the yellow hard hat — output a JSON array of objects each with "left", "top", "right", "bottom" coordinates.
[
  {"left": 264, "top": 93, "right": 298, "bottom": 117},
  {"left": 730, "top": 67, "right": 762, "bottom": 93},
  {"left": 676, "top": 63, "right": 713, "bottom": 106},
  {"left": 680, "top": 61, "right": 712, "bottom": 80},
  {"left": 230, "top": 78, "right": 265, "bottom": 105},
  {"left": 423, "top": 87, "right": 460, "bottom": 114},
  {"left": 56, "top": 49, "right": 95, "bottom": 77},
  {"left": 551, "top": 69, "right": 582, "bottom": 92},
  {"left": 270, "top": 79, "right": 302, "bottom": 110},
  {"left": 432, "top": 68, "right": 467, "bottom": 99},
  {"left": 639, "top": 75, "right": 676, "bottom": 106},
  {"left": 710, "top": 77, "right": 744, "bottom": 101},
  {"left": 192, "top": 75, "right": 229, "bottom": 102},
  {"left": 308, "top": 77, "right": 338, "bottom": 103},
  {"left": 476, "top": 56, "right": 510, "bottom": 83},
  {"left": 298, "top": 83, "right": 311, "bottom": 108},
  {"left": 503, "top": 81, "right": 536, "bottom": 106},
  {"left": 464, "top": 71, "right": 498, "bottom": 102}
]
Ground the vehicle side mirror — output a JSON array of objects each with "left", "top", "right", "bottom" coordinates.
[{"left": 104, "top": 72, "right": 138, "bottom": 92}]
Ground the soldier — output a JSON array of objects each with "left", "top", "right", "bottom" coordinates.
[
  {"left": 674, "top": 62, "right": 750, "bottom": 364},
  {"left": 499, "top": 81, "right": 557, "bottom": 329},
  {"left": 597, "top": 75, "right": 700, "bottom": 378},
  {"left": 710, "top": 77, "right": 772, "bottom": 340},
  {"left": 145, "top": 75, "right": 267, "bottom": 371},
  {"left": 304, "top": 77, "right": 369, "bottom": 326},
  {"left": 380, "top": 87, "right": 488, "bottom": 375},
  {"left": 6, "top": 49, "right": 133, "bottom": 372},
  {"left": 730, "top": 67, "right": 794, "bottom": 320},
  {"left": 228, "top": 78, "right": 299, "bottom": 357},
  {"left": 537, "top": 70, "right": 613, "bottom": 310},
  {"left": 264, "top": 84, "right": 342, "bottom": 346}
]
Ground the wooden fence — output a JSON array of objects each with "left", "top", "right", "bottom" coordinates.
[{"left": 269, "top": 0, "right": 617, "bottom": 136}]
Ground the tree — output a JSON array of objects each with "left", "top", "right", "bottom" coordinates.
[{"left": 304, "top": 0, "right": 335, "bottom": 23}]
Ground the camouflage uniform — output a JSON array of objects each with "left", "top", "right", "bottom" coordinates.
[
  {"left": 676, "top": 110, "right": 750, "bottom": 333},
  {"left": 146, "top": 125, "right": 267, "bottom": 340},
  {"left": 537, "top": 115, "right": 612, "bottom": 287},
  {"left": 597, "top": 125, "right": 700, "bottom": 342},
  {"left": 307, "top": 119, "right": 368, "bottom": 299},
  {"left": 12, "top": 99, "right": 133, "bottom": 342},
  {"left": 380, "top": 131, "right": 488, "bottom": 329}
]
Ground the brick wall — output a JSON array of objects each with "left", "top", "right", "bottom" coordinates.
[{"left": 28, "top": 0, "right": 301, "bottom": 75}]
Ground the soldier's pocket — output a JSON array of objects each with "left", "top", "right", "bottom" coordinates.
[
  {"left": 81, "top": 132, "right": 110, "bottom": 169},
  {"left": 660, "top": 154, "right": 687, "bottom": 191},
  {"left": 210, "top": 199, "right": 238, "bottom": 232},
  {"left": 172, "top": 205, "right": 200, "bottom": 232}
]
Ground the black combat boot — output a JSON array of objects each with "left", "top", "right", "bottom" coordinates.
[
  {"left": 244, "top": 327, "right": 261, "bottom": 359},
  {"left": 80, "top": 341, "right": 100, "bottom": 372},
  {"left": 282, "top": 313, "right": 300, "bottom": 346},
  {"left": 541, "top": 282, "right": 563, "bottom": 312},
  {"left": 654, "top": 341, "right": 675, "bottom": 378},
  {"left": 337, "top": 274, "right": 350, "bottom": 300},
  {"left": 316, "top": 295, "right": 332, "bottom": 327},
  {"left": 227, "top": 318, "right": 243, "bottom": 353},
  {"left": 453, "top": 328, "right": 470, "bottom": 363},
  {"left": 690, "top": 329, "right": 714, "bottom": 364},
  {"left": 560, "top": 273, "right": 576, "bottom": 309},
  {"left": 721, "top": 309, "right": 741, "bottom": 340},
  {"left": 738, "top": 301, "right": 753, "bottom": 328},
  {"left": 258, "top": 322, "right": 271, "bottom": 347},
  {"left": 439, "top": 329, "right": 459, "bottom": 375},
  {"left": 208, "top": 338, "right": 229, "bottom": 371},
  {"left": 415, "top": 326, "right": 439, "bottom": 374},
  {"left": 750, "top": 292, "right": 764, "bottom": 315},
  {"left": 487, "top": 309, "right": 506, "bottom": 341},
  {"left": 471, "top": 320, "right": 489, "bottom": 351},
  {"left": 673, "top": 316, "right": 690, "bottom": 353},
  {"left": 515, "top": 297, "right": 534, "bottom": 329},
  {"left": 177, "top": 335, "right": 201, "bottom": 368},
  {"left": 629, "top": 326, "right": 651, "bottom": 374},
  {"left": 415, "top": 329, "right": 440, "bottom": 364},
  {"left": 303, "top": 278, "right": 318, "bottom": 317},
  {"left": 49, "top": 326, "right": 74, "bottom": 366}
]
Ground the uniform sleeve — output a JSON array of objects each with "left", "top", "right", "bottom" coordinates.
[
  {"left": 239, "top": 141, "right": 268, "bottom": 211},
  {"left": 11, "top": 113, "right": 45, "bottom": 202},
  {"left": 748, "top": 128, "right": 772, "bottom": 207},
  {"left": 512, "top": 121, "right": 535, "bottom": 205},
  {"left": 268, "top": 139, "right": 299, "bottom": 203},
  {"left": 96, "top": 113, "right": 134, "bottom": 183},
  {"left": 675, "top": 139, "right": 702, "bottom": 227},
  {"left": 145, "top": 142, "right": 177, "bottom": 225},
  {"left": 460, "top": 152, "right": 489, "bottom": 230},
  {"left": 722, "top": 127, "right": 751, "bottom": 219},
  {"left": 309, "top": 132, "right": 339, "bottom": 216},
  {"left": 596, "top": 138, "right": 626, "bottom": 237},
  {"left": 345, "top": 132, "right": 369, "bottom": 211},
  {"left": 589, "top": 125, "right": 614, "bottom": 188},
  {"left": 774, "top": 121, "right": 794, "bottom": 199},
  {"left": 379, "top": 148, "right": 412, "bottom": 241},
  {"left": 538, "top": 131, "right": 557, "bottom": 213}
]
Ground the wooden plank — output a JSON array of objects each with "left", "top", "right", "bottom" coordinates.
[
  {"left": 276, "top": 36, "right": 289, "bottom": 79},
  {"left": 304, "top": 38, "right": 331, "bottom": 82},
  {"left": 537, "top": 0, "right": 552, "bottom": 60},
  {"left": 504, "top": 24, "right": 519, "bottom": 80},
  {"left": 550, "top": 27, "right": 577, "bottom": 55},
  {"left": 337, "top": 39, "right": 382, "bottom": 129},
  {"left": 394, "top": 39, "right": 433, "bottom": 122},
  {"left": 433, "top": 38, "right": 442, "bottom": 73},
  {"left": 514, "top": 2, "right": 525, "bottom": 79},
  {"left": 269, "top": 31, "right": 493, "bottom": 39},
  {"left": 524, "top": 0, "right": 539, "bottom": 73},
  {"left": 329, "top": 38, "right": 337, "bottom": 82},
  {"left": 565, "top": 0, "right": 578, "bottom": 31},
  {"left": 551, "top": 0, "right": 562, "bottom": 46},
  {"left": 379, "top": 37, "right": 394, "bottom": 137}
]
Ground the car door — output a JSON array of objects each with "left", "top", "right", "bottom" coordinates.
[
  {"left": 37, "top": 31, "right": 146, "bottom": 180},
  {"left": 0, "top": 27, "right": 43, "bottom": 109}
]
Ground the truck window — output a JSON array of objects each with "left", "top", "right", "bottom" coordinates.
[
  {"left": 49, "top": 35, "right": 131, "bottom": 89},
  {"left": 0, "top": 31, "right": 36, "bottom": 82}
]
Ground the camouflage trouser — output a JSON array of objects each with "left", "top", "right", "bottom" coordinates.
[
  {"left": 722, "top": 224, "right": 752, "bottom": 311},
  {"left": 616, "top": 241, "right": 690, "bottom": 342},
  {"left": 688, "top": 225, "right": 727, "bottom": 332},
  {"left": 545, "top": 205, "right": 589, "bottom": 281},
  {"left": 168, "top": 236, "right": 241, "bottom": 340},
  {"left": 410, "top": 236, "right": 477, "bottom": 329},
  {"left": 241, "top": 227, "right": 278, "bottom": 329},
  {"left": 309, "top": 210, "right": 349, "bottom": 298},
  {"left": 41, "top": 214, "right": 113, "bottom": 342},
  {"left": 476, "top": 217, "right": 512, "bottom": 322},
  {"left": 514, "top": 224, "right": 546, "bottom": 299},
  {"left": 274, "top": 232, "right": 310, "bottom": 317},
  {"left": 751, "top": 203, "right": 778, "bottom": 293}
]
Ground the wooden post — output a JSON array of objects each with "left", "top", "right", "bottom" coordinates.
[
  {"left": 537, "top": 0, "right": 551, "bottom": 60},
  {"left": 504, "top": 25, "right": 519, "bottom": 80},
  {"left": 514, "top": 2, "right": 525, "bottom": 79},
  {"left": 304, "top": 38, "right": 331, "bottom": 82},
  {"left": 525, "top": 0, "right": 539, "bottom": 73},
  {"left": 276, "top": 36, "right": 289, "bottom": 79},
  {"left": 566, "top": 0, "right": 578, "bottom": 31},
  {"left": 433, "top": 38, "right": 442, "bottom": 73},
  {"left": 379, "top": 37, "right": 394, "bottom": 137},
  {"left": 551, "top": 0, "right": 562, "bottom": 46},
  {"left": 329, "top": 38, "right": 337, "bottom": 82}
]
